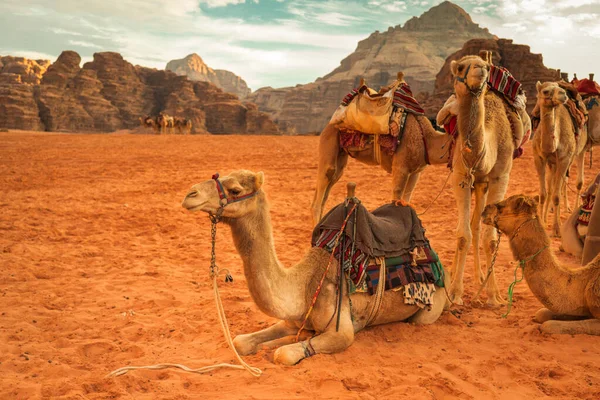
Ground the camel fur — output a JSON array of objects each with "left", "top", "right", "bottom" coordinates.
[
  {"left": 183, "top": 170, "right": 448, "bottom": 365},
  {"left": 482, "top": 194, "right": 600, "bottom": 336},
  {"left": 446, "top": 55, "right": 515, "bottom": 306},
  {"left": 532, "top": 82, "right": 588, "bottom": 237}
]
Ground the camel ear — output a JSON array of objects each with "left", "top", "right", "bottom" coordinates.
[
  {"left": 536, "top": 81, "right": 542, "bottom": 92},
  {"left": 254, "top": 171, "right": 264, "bottom": 190},
  {"left": 515, "top": 196, "right": 537, "bottom": 213},
  {"left": 450, "top": 60, "right": 459, "bottom": 77}
]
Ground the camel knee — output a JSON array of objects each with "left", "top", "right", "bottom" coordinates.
[
  {"left": 232, "top": 334, "right": 258, "bottom": 356},
  {"left": 577, "top": 181, "right": 583, "bottom": 191},
  {"left": 457, "top": 236, "right": 471, "bottom": 251},
  {"left": 553, "top": 195, "right": 560, "bottom": 206}
]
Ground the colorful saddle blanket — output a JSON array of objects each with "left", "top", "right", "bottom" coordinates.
[
  {"left": 575, "top": 78, "right": 600, "bottom": 97},
  {"left": 312, "top": 201, "right": 445, "bottom": 308},
  {"left": 341, "top": 82, "right": 425, "bottom": 116},
  {"left": 488, "top": 65, "right": 523, "bottom": 107}
]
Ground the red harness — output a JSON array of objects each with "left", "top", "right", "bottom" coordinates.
[{"left": 212, "top": 173, "right": 258, "bottom": 207}]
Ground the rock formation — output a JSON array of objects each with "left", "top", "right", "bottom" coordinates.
[
  {"left": 166, "top": 53, "right": 251, "bottom": 99},
  {"left": 248, "top": 1, "right": 494, "bottom": 134},
  {"left": 423, "top": 38, "right": 560, "bottom": 116},
  {"left": 0, "top": 51, "right": 278, "bottom": 134}
]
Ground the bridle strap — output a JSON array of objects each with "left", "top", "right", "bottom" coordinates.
[
  {"left": 455, "top": 63, "right": 486, "bottom": 94},
  {"left": 212, "top": 173, "right": 259, "bottom": 208}
]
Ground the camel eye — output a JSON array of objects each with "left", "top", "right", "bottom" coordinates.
[
  {"left": 229, "top": 188, "right": 241, "bottom": 196},
  {"left": 458, "top": 65, "right": 464, "bottom": 72},
  {"left": 542, "top": 90, "right": 549, "bottom": 95}
]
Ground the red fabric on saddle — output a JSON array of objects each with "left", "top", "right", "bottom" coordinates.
[
  {"left": 393, "top": 83, "right": 425, "bottom": 115},
  {"left": 575, "top": 79, "right": 600, "bottom": 96},
  {"left": 487, "top": 65, "right": 522, "bottom": 106}
]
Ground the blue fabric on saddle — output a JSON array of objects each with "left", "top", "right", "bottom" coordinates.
[{"left": 312, "top": 202, "right": 444, "bottom": 295}]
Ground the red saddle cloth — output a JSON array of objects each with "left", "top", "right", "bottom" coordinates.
[{"left": 575, "top": 79, "right": 600, "bottom": 97}]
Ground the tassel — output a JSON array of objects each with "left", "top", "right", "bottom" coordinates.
[{"left": 225, "top": 273, "right": 233, "bottom": 283}]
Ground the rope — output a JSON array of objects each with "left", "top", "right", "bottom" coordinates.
[
  {"left": 106, "top": 211, "right": 262, "bottom": 379},
  {"left": 502, "top": 245, "right": 548, "bottom": 318},
  {"left": 418, "top": 169, "right": 452, "bottom": 216},
  {"left": 295, "top": 203, "right": 358, "bottom": 341}
]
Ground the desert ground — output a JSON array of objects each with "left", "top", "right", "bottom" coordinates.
[{"left": 1, "top": 131, "right": 599, "bottom": 400}]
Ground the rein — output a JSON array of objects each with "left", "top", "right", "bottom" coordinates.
[
  {"left": 501, "top": 216, "right": 546, "bottom": 318},
  {"left": 107, "top": 172, "right": 262, "bottom": 378}
]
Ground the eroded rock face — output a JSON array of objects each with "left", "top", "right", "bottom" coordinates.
[
  {"left": 166, "top": 53, "right": 251, "bottom": 99},
  {"left": 0, "top": 55, "right": 51, "bottom": 131},
  {"left": 248, "top": 1, "right": 494, "bottom": 134},
  {"left": 0, "top": 51, "right": 277, "bottom": 134},
  {"left": 423, "top": 38, "right": 560, "bottom": 116}
]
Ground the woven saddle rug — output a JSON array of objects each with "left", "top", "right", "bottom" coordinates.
[
  {"left": 334, "top": 82, "right": 425, "bottom": 156},
  {"left": 312, "top": 201, "right": 445, "bottom": 309}
]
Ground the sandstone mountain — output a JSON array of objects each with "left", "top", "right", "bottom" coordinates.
[
  {"left": 166, "top": 53, "right": 251, "bottom": 99},
  {"left": 423, "top": 38, "right": 560, "bottom": 116},
  {"left": 0, "top": 51, "right": 278, "bottom": 134},
  {"left": 248, "top": 1, "right": 495, "bottom": 134}
]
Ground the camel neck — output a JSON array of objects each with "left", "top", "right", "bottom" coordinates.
[
  {"left": 507, "top": 217, "right": 587, "bottom": 313},
  {"left": 539, "top": 106, "right": 557, "bottom": 152},
  {"left": 457, "top": 92, "right": 486, "bottom": 158},
  {"left": 227, "top": 195, "right": 306, "bottom": 320}
]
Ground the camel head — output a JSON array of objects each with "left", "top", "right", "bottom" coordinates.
[
  {"left": 451, "top": 55, "right": 490, "bottom": 97},
  {"left": 536, "top": 81, "right": 568, "bottom": 108},
  {"left": 182, "top": 170, "right": 264, "bottom": 219},
  {"left": 482, "top": 194, "right": 539, "bottom": 236}
]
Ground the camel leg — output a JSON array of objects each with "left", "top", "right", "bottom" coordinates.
[
  {"left": 471, "top": 182, "right": 488, "bottom": 284},
  {"left": 232, "top": 320, "right": 298, "bottom": 356},
  {"left": 392, "top": 170, "right": 411, "bottom": 201},
  {"left": 402, "top": 171, "right": 421, "bottom": 203},
  {"left": 449, "top": 173, "right": 472, "bottom": 305},
  {"left": 540, "top": 319, "right": 600, "bottom": 335},
  {"left": 533, "top": 308, "right": 588, "bottom": 323},
  {"left": 311, "top": 124, "right": 348, "bottom": 225},
  {"left": 273, "top": 313, "right": 354, "bottom": 366},
  {"left": 574, "top": 147, "right": 586, "bottom": 209},
  {"left": 551, "top": 165, "right": 568, "bottom": 237},
  {"left": 483, "top": 174, "right": 510, "bottom": 306},
  {"left": 534, "top": 155, "right": 548, "bottom": 223},
  {"left": 562, "top": 179, "right": 570, "bottom": 214}
]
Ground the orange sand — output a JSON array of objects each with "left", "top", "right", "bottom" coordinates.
[{"left": 1, "top": 131, "right": 599, "bottom": 399}]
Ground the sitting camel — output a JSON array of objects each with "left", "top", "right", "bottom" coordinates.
[
  {"left": 532, "top": 82, "right": 587, "bottom": 237},
  {"left": 482, "top": 194, "right": 600, "bottom": 335},
  {"left": 312, "top": 77, "right": 451, "bottom": 224},
  {"left": 182, "top": 170, "right": 448, "bottom": 365}
]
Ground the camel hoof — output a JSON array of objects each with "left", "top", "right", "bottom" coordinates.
[
  {"left": 232, "top": 335, "right": 257, "bottom": 356},
  {"left": 534, "top": 308, "right": 554, "bottom": 324},
  {"left": 273, "top": 344, "right": 306, "bottom": 366},
  {"left": 486, "top": 294, "right": 506, "bottom": 307},
  {"left": 451, "top": 296, "right": 464, "bottom": 306}
]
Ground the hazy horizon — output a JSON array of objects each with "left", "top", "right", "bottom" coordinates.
[{"left": 2, "top": 0, "right": 599, "bottom": 89}]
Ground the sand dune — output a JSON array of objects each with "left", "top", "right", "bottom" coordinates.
[{"left": 1, "top": 131, "right": 599, "bottom": 399}]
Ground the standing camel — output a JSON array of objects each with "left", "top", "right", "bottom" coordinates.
[
  {"left": 532, "top": 81, "right": 587, "bottom": 237},
  {"left": 447, "top": 55, "right": 516, "bottom": 306},
  {"left": 311, "top": 100, "right": 451, "bottom": 225},
  {"left": 182, "top": 170, "right": 448, "bottom": 365}
]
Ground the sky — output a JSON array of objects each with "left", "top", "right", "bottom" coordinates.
[{"left": 1, "top": 0, "right": 599, "bottom": 90}]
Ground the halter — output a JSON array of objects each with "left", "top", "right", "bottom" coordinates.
[
  {"left": 210, "top": 173, "right": 259, "bottom": 221},
  {"left": 455, "top": 63, "right": 486, "bottom": 95}
]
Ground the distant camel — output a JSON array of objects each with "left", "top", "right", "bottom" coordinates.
[
  {"left": 156, "top": 113, "right": 175, "bottom": 134},
  {"left": 174, "top": 117, "right": 192, "bottom": 134},
  {"left": 139, "top": 115, "right": 157, "bottom": 133}
]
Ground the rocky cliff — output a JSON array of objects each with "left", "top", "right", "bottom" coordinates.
[
  {"left": 248, "top": 1, "right": 494, "bottom": 133},
  {"left": 423, "top": 38, "right": 560, "bottom": 116},
  {"left": 0, "top": 51, "right": 278, "bottom": 134},
  {"left": 166, "top": 53, "right": 251, "bottom": 99}
]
